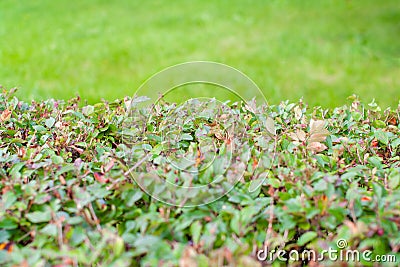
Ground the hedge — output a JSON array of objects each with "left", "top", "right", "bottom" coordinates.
[{"left": 0, "top": 88, "right": 399, "bottom": 266}]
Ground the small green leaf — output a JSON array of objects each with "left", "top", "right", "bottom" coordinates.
[
  {"left": 142, "top": 144, "right": 152, "bottom": 151},
  {"left": 66, "top": 216, "right": 83, "bottom": 225},
  {"left": 351, "top": 112, "right": 362, "bottom": 121},
  {"left": 125, "top": 190, "right": 143, "bottom": 207},
  {"left": 368, "top": 156, "right": 383, "bottom": 169},
  {"left": 33, "top": 125, "right": 46, "bottom": 132},
  {"left": 267, "top": 178, "right": 280, "bottom": 188},
  {"left": 190, "top": 221, "right": 202, "bottom": 245},
  {"left": 391, "top": 138, "right": 400, "bottom": 148},
  {"left": 45, "top": 117, "right": 56, "bottom": 128},
  {"left": 372, "top": 120, "right": 386, "bottom": 128},
  {"left": 313, "top": 179, "right": 328, "bottom": 191},
  {"left": 2, "top": 191, "right": 17, "bottom": 210},
  {"left": 82, "top": 105, "right": 94, "bottom": 116},
  {"left": 240, "top": 206, "right": 257, "bottom": 226},
  {"left": 70, "top": 226, "right": 86, "bottom": 246},
  {"left": 0, "top": 230, "right": 10, "bottom": 243},
  {"left": 265, "top": 117, "right": 276, "bottom": 135},
  {"left": 114, "top": 237, "right": 125, "bottom": 256},
  {"left": 9, "top": 162, "right": 25, "bottom": 179},
  {"left": 388, "top": 171, "right": 400, "bottom": 190},
  {"left": 40, "top": 223, "right": 57, "bottom": 237},
  {"left": 26, "top": 210, "right": 51, "bottom": 223},
  {"left": 180, "top": 133, "right": 193, "bottom": 141},
  {"left": 0, "top": 218, "right": 18, "bottom": 229},
  {"left": 374, "top": 130, "right": 389, "bottom": 145},
  {"left": 248, "top": 177, "right": 264, "bottom": 192},
  {"left": 297, "top": 231, "right": 318, "bottom": 246},
  {"left": 230, "top": 211, "right": 240, "bottom": 235},
  {"left": 51, "top": 155, "right": 64, "bottom": 164}
]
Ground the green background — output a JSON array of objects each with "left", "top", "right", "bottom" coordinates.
[{"left": 1, "top": 0, "right": 399, "bottom": 107}]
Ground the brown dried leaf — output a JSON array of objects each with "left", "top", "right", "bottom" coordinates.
[
  {"left": 288, "top": 129, "right": 306, "bottom": 142},
  {"left": 179, "top": 246, "right": 198, "bottom": 267},
  {"left": 309, "top": 132, "right": 330, "bottom": 143},
  {"left": 309, "top": 119, "right": 330, "bottom": 142},
  {"left": 307, "top": 142, "right": 327, "bottom": 153},
  {"left": 309, "top": 119, "right": 325, "bottom": 133},
  {"left": 104, "top": 159, "right": 115, "bottom": 172},
  {"left": 94, "top": 172, "right": 107, "bottom": 183},
  {"left": 0, "top": 109, "right": 12, "bottom": 122}
]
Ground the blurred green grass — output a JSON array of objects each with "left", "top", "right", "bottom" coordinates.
[{"left": 0, "top": 0, "right": 399, "bottom": 107}]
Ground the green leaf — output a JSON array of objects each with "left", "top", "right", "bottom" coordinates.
[
  {"left": 230, "top": 211, "right": 240, "bottom": 235},
  {"left": 368, "top": 156, "right": 383, "bottom": 169},
  {"left": 70, "top": 226, "right": 86, "bottom": 246},
  {"left": 190, "top": 221, "right": 202, "bottom": 244},
  {"left": 26, "top": 210, "right": 51, "bottom": 223},
  {"left": 297, "top": 231, "right": 318, "bottom": 246},
  {"left": 388, "top": 171, "right": 400, "bottom": 190},
  {"left": 114, "top": 236, "right": 125, "bottom": 257},
  {"left": 45, "top": 117, "right": 56, "bottom": 128},
  {"left": 2, "top": 191, "right": 17, "bottom": 210},
  {"left": 351, "top": 112, "right": 362, "bottom": 121},
  {"left": 125, "top": 190, "right": 143, "bottom": 207},
  {"left": 147, "top": 134, "right": 162, "bottom": 143},
  {"left": 55, "top": 164, "right": 75, "bottom": 176},
  {"left": 372, "top": 120, "right": 386, "bottom": 128},
  {"left": 391, "top": 138, "right": 400, "bottom": 148},
  {"left": 279, "top": 215, "right": 296, "bottom": 230},
  {"left": 0, "top": 230, "right": 10, "bottom": 243},
  {"left": 265, "top": 116, "right": 276, "bottom": 135},
  {"left": 248, "top": 177, "right": 264, "bottom": 192},
  {"left": 40, "top": 223, "right": 57, "bottom": 237},
  {"left": 0, "top": 218, "right": 18, "bottom": 229},
  {"left": 180, "top": 133, "right": 193, "bottom": 141},
  {"left": 240, "top": 206, "right": 257, "bottom": 226},
  {"left": 9, "top": 162, "right": 24, "bottom": 179},
  {"left": 267, "top": 178, "right": 280, "bottom": 188},
  {"left": 82, "top": 105, "right": 94, "bottom": 116},
  {"left": 374, "top": 130, "right": 389, "bottom": 145},
  {"left": 134, "top": 235, "right": 160, "bottom": 248},
  {"left": 142, "top": 144, "right": 152, "bottom": 151},
  {"left": 33, "top": 125, "right": 46, "bottom": 132},
  {"left": 66, "top": 216, "right": 83, "bottom": 225},
  {"left": 313, "top": 179, "right": 328, "bottom": 191},
  {"left": 51, "top": 155, "right": 64, "bottom": 164}
]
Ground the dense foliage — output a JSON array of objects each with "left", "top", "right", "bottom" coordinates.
[{"left": 0, "top": 88, "right": 399, "bottom": 266}]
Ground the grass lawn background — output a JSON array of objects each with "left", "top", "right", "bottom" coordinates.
[
  {"left": 0, "top": 0, "right": 399, "bottom": 107},
  {"left": 1, "top": 89, "right": 399, "bottom": 266}
]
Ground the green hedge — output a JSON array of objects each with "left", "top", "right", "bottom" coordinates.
[{"left": 0, "top": 88, "right": 399, "bottom": 266}]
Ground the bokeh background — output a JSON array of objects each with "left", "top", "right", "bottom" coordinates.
[{"left": 1, "top": 0, "right": 399, "bottom": 107}]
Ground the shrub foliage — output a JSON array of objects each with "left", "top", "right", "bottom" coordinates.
[{"left": 0, "top": 88, "right": 399, "bottom": 266}]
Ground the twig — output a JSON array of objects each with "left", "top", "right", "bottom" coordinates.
[
  {"left": 349, "top": 199, "right": 357, "bottom": 223},
  {"left": 264, "top": 194, "right": 275, "bottom": 253},
  {"left": 88, "top": 202, "right": 102, "bottom": 231},
  {"left": 57, "top": 218, "right": 63, "bottom": 248},
  {"left": 123, "top": 154, "right": 150, "bottom": 177}
]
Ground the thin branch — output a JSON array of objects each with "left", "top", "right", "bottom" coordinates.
[{"left": 123, "top": 154, "right": 150, "bottom": 177}]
